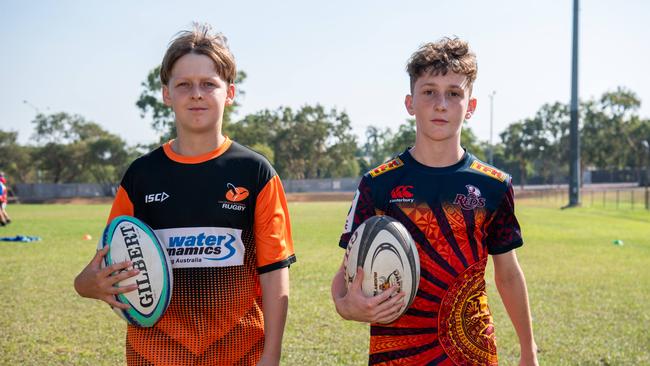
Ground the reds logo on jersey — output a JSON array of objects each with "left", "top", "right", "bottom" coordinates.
[{"left": 454, "top": 184, "right": 486, "bottom": 210}]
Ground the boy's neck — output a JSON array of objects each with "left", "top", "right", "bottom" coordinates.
[
  {"left": 172, "top": 132, "right": 226, "bottom": 157},
  {"left": 409, "top": 139, "right": 465, "bottom": 168}
]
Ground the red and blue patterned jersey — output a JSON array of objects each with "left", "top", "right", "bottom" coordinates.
[{"left": 340, "top": 149, "right": 522, "bottom": 365}]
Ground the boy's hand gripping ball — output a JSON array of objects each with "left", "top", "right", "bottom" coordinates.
[
  {"left": 98, "top": 215, "right": 173, "bottom": 327},
  {"left": 344, "top": 215, "right": 420, "bottom": 324}
]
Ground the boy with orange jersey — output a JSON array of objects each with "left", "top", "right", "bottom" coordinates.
[{"left": 75, "top": 23, "right": 295, "bottom": 366}]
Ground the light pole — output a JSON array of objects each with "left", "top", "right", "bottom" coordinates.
[
  {"left": 567, "top": 0, "right": 581, "bottom": 207},
  {"left": 488, "top": 91, "right": 496, "bottom": 165}
]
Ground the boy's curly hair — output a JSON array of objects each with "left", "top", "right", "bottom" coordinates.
[{"left": 406, "top": 37, "right": 477, "bottom": 93}]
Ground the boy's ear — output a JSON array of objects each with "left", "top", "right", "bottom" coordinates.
[
  {"left": 225, "top": 83, "right": 236, "bottom": 106},
  {"left": 404, "top": 94, "right": 415, "bottom": 116},
  {"left": 465, "top": 97, "right": 477, "bottom": 119},
  {"left": 162, "top": 84, "right": 172, "bottom": 107}
]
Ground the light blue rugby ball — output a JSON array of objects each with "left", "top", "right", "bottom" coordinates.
[{"left": 98, "top": 215, "right": 173, "bottom": 327}]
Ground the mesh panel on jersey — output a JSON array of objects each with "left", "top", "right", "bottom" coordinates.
[{"left": 126, "top": 229, "right": 264, "bottom": 365}]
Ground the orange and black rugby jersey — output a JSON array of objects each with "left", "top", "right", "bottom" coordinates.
[
  {"left": 108, "top": 137, "right": 295, "bottom": 366},
  {"left": 340, "top": 150, "right": 522, "bottom": 366}
]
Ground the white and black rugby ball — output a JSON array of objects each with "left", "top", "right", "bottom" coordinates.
[
  {"left": 344, "top": 215, "right": 420, "bottom": 324},
  {"left": 98, "top": 215, "right": 173, "bottom": 327}
]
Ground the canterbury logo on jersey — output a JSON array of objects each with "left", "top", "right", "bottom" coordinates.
[
  {"left": 389, "top": 185, "right": 414, "bottom": 203},
  {"left": 154, "top": 227, "right": 245, "bottom": 268}
]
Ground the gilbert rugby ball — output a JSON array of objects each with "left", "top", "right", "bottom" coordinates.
[
  {"left": 344, "top": 215, "right": 420, "bottom": 324},
  {"left": 98, "top": 215, "right": 173, "bottom": 327}
]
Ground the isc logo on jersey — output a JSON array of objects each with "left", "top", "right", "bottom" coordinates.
[
  {"left": 154, "top": 227, "right": 245, "bottom": 268},
  {"left": 145, "top": 192, "right": 169, "bottom": 203}
]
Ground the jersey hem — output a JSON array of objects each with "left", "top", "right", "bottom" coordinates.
[
  {"left": 488, "top": 238, "right": 524, "bottom": 255},
  {"left": 257, "top": 254, "right": 296, "bottom": 274}
]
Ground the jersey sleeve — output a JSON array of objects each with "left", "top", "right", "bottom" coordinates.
[
  {"left": 486, "top": 181, "right": 523, "bottom": 255},
  {"left": 339, "top": 175, "right": 376, "bottom": 249},
  {"left": 254, "top": 174, "right": 296, "bottom": 274},
  {"left": 107, "top": 165, "right": 135, "bottom": 223},
  {"left": 107, "top": 185, "right": 134, "bottom": 223}
]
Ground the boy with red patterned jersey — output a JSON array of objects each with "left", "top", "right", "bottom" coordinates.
[
  {"left": 75, "top": 23, "right": 295, "bottom": 366},
  {"left": 331, "top": 38, "right": 538, "bottom": 365}
]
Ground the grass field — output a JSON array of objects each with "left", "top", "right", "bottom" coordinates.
[{"left": 0, "top": 200, "right": 649, "bottom": 365}]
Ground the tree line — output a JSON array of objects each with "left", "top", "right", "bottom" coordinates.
[
  {"left": 0, "top": 113, "right": 139, "bottom": 184},
  {"left": 497, "top": 87, "right": 649, "bottom": 186},
  {"left": 1, "top": 66, "right": 648, "bottom": 185}
]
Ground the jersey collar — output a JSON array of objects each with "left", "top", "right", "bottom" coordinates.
[
  {"left": 401, "top": 147, "right": 471, "bottom": 174},
  {"left": 162, "top": 137, "right": 233, "bottom": 164}
]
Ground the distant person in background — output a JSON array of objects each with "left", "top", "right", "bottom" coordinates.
[{"left": 0, "top": 172, "right": 11, "bottom": 225}]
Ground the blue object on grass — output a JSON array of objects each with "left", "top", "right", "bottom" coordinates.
[{"left": 0, "top": 235, "right": 41, "bottom": 242}]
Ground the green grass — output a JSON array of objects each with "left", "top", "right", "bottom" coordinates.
[
  {"left": 492, "top": 198, "right": 650, "bottom": 365},
  {"left": 0, "top": 202, "right": 648, "bottom": 365}
]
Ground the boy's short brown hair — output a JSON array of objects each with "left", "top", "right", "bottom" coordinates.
[
  {"left": 160, "top": 23, "right": 237, "bottom": 85},
  {"left": 406, "top": 37, "right": 477, "bottom": 93}
]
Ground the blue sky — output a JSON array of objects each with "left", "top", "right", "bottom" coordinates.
[{"left": 1, "top": 0, "right": 649, "bottom": 146}]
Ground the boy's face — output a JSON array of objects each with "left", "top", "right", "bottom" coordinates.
[
  {"left": 162, "top": 53, "right": 235, "bottom": 137},
  {"left": 404, "top": 71, "right": 477, "bottom": 146}
]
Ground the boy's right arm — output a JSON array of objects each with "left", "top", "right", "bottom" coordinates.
[
  {"left": 76, "top": 174, "right": 139, "bottom": 308},
  {"left": 332, "top": 176, "right": 404, "bottom": 323},
  {"left": 74, "top": 245, "right": 140, "bottom": 309},
  {"left": 330, "top": 261, "right": 405, "bottom": 324}
]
